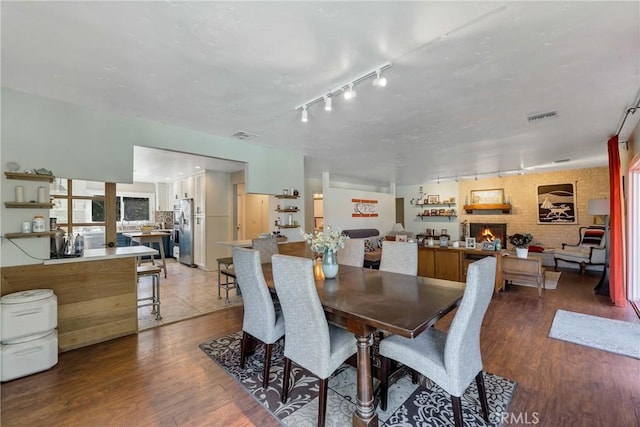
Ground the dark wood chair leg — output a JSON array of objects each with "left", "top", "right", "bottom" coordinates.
[
  {"left": 580, "top": 262, "right": 586, "bottom": 275},
  {"left": 554, "top": 257, "right": 559, "bottom": 272},
  {"left": 451, "top": 395, "right": 463, "bottom": 427},
  {"left": 475, "top": 371, "right": 490, "bottom": 422},
  {"left": 318, "top": 378, "right": 328, "bottom": 427},
  {"left": 281, "top": 357, "right": 291, "bottom": 403},
  {"left": 379, "top": 354, "right": 389, "bottom": 411},
  {"left": 240, "top": 331, "right": 251, "bottom": 369},
  {"left": 411, "top": 369, "right": 419, "bottom": 384},
  {"left": 262, "top": 343, "right": 273, "bottom": 389}
]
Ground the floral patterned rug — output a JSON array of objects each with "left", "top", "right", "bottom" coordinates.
[{"left": 200, "top": 331, "right": 517, "bottom": 426}]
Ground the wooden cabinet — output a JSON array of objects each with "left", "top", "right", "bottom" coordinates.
[{"left": 418, "top": 246, "right": 503, "bottom": 292}]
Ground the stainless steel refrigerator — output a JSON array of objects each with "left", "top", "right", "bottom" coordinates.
[{"left": 174, "top": 198, "right": 195, "bottom": 267}]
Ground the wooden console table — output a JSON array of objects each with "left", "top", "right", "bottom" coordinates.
[{"left": 501, "top": 253, "right": 546, "bottom": 297}]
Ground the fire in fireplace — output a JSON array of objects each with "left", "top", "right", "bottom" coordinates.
[{"left": 469, "top": 223, "right": 508, "bottom": 248}]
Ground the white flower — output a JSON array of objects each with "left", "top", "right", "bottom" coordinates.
[{"left": 300, "top": 226, "right": 349, "bottom": 253}]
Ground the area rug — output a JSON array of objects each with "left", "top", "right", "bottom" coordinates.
[
  {"left": 548, "top": 309, "right": 640, "bottom": 359},
  {"left": 511, "top": 270, "right": 560, "bottom": 290},
  {"left": 200, "top": 331, "right": 517, "bottom": 426}
]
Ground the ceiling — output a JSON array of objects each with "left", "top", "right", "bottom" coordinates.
[{"left": 2, "top": 1, "right": 639, "bottom": 185}]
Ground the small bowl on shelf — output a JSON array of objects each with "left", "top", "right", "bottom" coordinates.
[{"left": 140, "top": 225, "right": 154, "bottom": 234}]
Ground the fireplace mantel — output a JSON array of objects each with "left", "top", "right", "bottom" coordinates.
[{"left": 463, "top": 203, "right": 511, "bottom": 214}]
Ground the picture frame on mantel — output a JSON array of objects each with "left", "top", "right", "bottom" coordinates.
[
  {"left": 470, "top": 188, "right": 504, "bottom": 204},
  {"left": 465, "top": 237, "right": 476, "bottom": 249},
  {"left": 537, "top": 183, "right": 577, "bottom": 224}
]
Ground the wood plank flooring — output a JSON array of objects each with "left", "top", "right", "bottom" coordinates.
[{"left": 2, "top": 268, "right": 639, "bottom": 426}]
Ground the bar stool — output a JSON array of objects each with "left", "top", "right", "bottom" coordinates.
[
  {"left": 216, "top": 256, "right": 237, "bottom": 303},
  {"left": 137, "top": 265, "right": 162, "bottom": 320}
]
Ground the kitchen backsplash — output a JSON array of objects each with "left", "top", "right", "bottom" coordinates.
[{"left": 155, "top": 211, "right": 174, "bottom": 229}]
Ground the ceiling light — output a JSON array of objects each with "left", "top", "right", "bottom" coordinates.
[
  {"left": 301, "top": 105, "right": 308, "bottom": 122},
  {"left": 344, "top": 83, "right": 356, "bottom": 100},
  {"left": 372, "top": 69, "right": 387, "bottom": 87},
  {"left": 324, "top": 96, "right": 332, "bottom": 111}
]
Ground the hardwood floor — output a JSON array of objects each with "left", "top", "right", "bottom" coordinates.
[{"left": 2, "top": 268, "right": 639, "bottom": 426}]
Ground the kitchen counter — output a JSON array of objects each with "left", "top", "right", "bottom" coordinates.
[{"left": 44, "top": 246, "right": 157, "bottom": 265}]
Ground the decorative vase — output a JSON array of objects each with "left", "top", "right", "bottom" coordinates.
[
  {"left": 516, "top": 247, "right": 529, "bottom": 259},
  {"left": 322, "top": 248, "right": 339, "bottom": 279}
]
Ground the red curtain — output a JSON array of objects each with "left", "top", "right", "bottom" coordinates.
[{"left": 607, "top": 135, "right": 626, "bottom": 306}]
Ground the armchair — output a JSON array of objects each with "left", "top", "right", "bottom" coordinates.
[{"left": 554, "top": 226, "right": 606, "bottom": 274}]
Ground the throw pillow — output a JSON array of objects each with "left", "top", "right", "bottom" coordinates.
[
  {"left": 364, "top": 239, "right": 375, "bottom": 252},
  {"left": 582, "top": 229, "right": 604, "bottom": 246},
  {"left": 377, "top": 237, "right": 384, "bottom": 248}
]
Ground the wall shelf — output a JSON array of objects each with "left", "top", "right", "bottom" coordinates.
[
  {"left": 275, "top": 194, "right": 299, "bottom": 199},
  {"left": 4, "top": 172, "right": 55, "bottom": 183},
  {"left": 413, "top": 202, "right": 455, "bottom": 207},
  {"left": 417, "top": 214, "right": 457, "bottom": 221},
  {"left": 4, "top": 231, "right": 56, "bottom": 239},
  {"left": 278, "top": 225, "right": 300, "bottom": 229},
  {"left": 4, "top": 202, "right": 54, "bottom": 209},
  {"left": 463, "top": 204, "right": 511, "bottom": 214},
  {"left": 275, "top": 209, "right": 299, "bottom": 213}
]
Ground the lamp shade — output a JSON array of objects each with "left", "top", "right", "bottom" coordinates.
[
  {"left": 391, "top": 223, "right": 405, "bottom": 232},
  {"left": 588, "top": 199, "right": 610, "bottom": 216}
]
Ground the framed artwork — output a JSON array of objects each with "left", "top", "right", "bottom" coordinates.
[
  {"left": 426, "top": 194, "right": 440, "bottom": 204},
  {"left": 481, "top": 241, "right": 495, "bottom": 251},
  {"left": 431, "top": 209, "right": 438, "bottom": 215},
  {"left": 537, "top": 183, "right": 576, "bottom": 224},
  {"left": 352, "top": 198, "right": 379, "bottom": 218},
  {"left": 395, "top": 234, "right": 407, "bottom": 242},
  {"left": 465, "top": 237, "right": 476, "bottom": 249},
  {"left": 470, "top": 188, "right": 504, "bottom": 204}
]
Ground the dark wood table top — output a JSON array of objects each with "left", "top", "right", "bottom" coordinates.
[{"left": 262, "top": 262, "right": 465, "bottom": 339}]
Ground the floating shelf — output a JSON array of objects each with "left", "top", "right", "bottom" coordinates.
[
  {"left": 417, "top": 214, "right": 457, "bottom": 221},
  {"left": 4, "top": 202, "right": 54, "bottom": 209},
  {"left": 4, "top": 231, "right": 56, "bottom": 239},
  {"left": 275, "top": 194, "right": 299, "bottom": 199},
  {"left": 275, "top": 209, "right": 299, "bottom": 213},
  {"left": 413, "top": 202, "right": 455, "bottom": 207},
  {"left": 463, "top": 204, "right": 511, "bottom": 214},
  {"left": 278, "top": 225, "right": 300, "bottom": 229},
  {"left": 4, "top": 172, "right": 55, "bottom": 182}
]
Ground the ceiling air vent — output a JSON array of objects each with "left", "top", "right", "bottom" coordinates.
[
  {"left": 232, "top": 130, "right": 258, "bottom": 140},
  {"left": 527, "top": 111, "right": 558, "bottom": 123}
]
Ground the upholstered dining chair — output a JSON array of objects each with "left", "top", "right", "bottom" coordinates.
[
  {"left": 252, "top": 236, "right": 279, "bottom": 264},
  {"left": 232, "top": 247, "right": 285, "bottom": 389},
  {"left": 271, "top": 254, "right": 357, "bottom": 427},
  {"left": 379, "top": 240, "right": 418, "bottom": 275},
  {"left": 337, "top": 238, "right": 365, "bottom": 267},
  {"left": 378, "top": 256, "right": 497, "bottom": 427}
]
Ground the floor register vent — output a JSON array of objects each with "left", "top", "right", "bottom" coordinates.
[
  {"left": 527, "top": 111, "right": 558, "bottom": 123},
  {"left": 232, "top": 130, "right": 258, "bottom": 140}
]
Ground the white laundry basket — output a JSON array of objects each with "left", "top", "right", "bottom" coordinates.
[{"left": 1, "top": 289, "right": 58, "bottom": 381}]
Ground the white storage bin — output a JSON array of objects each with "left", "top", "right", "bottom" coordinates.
[
  {"left": 1, "top": 289, "right": 57, "bottom": 342},
  {"left": 1, "top": 330, "right": 58, "bottom": 382}
]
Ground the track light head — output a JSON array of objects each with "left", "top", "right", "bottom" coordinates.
[
  {"left": 372, "top": 70, "right": 387, "bottom": 87},
  {"left": 301, "top": 106, "right": 308, "bottom": 122},
  {"left": 344, "top": 83, "right": 357, "bottom": 100},
  {"left": 323, "top": 96, "right": 332, "bottom": 111}
]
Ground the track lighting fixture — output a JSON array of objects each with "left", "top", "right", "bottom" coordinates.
[
  {"left": 324, "top": 96, "right": 332, "bottom": 111},
  {"left": 343, "top": 83, "right": 356, "bottom": 100},
  {"left": 294, "top": 62, "right": 391, "bottom": 122},
  {"left": 372, "top": 69, "right": 387, "bottom": 87}
]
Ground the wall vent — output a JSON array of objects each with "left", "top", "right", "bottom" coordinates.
[
  {"left": 232, "top": 130, "right": 258, "bottom": 140},
  {"left": 527, "top": 111, "right": 558, "bottom": 123}
]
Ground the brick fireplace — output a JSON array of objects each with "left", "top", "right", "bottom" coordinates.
[{"left": 469, "top": 223, "right": 508, "bottom": 248}]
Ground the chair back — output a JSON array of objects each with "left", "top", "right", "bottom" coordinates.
[
  {"left": 271, "top": 254, "right": 332, "bottom": 374},
  {"left": 443, "top": 256, "right": 496, "bottom": 396},
  {"left": 252, "top": 236, "right": 279, "bottom": 263},
  {"left": 232, "top": 247, "right": 279, "bottom": 341},
  {"left": 337, "top": 238, "right": 365, "bottom": 267},
  {"left": 379, "top": 241, "right": 418, "bottom": 275},
  {"left": 579, "top": 226, "right": 606, "bottom": 248}
]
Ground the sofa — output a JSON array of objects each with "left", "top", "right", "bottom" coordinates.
[{"left": 342, "top": 229, "right": 383, "bottom": 269}]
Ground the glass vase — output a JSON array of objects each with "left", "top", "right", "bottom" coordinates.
[{"left": 322, "top": 248, "right": 339, "bottom": 279}]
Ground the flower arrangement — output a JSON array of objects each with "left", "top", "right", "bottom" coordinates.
[
  {"left": 300, "top": 226, "right": 349, "bottom": 253},
  {"left": 508, "top": 233, "right": 533, "bottom": 248}
]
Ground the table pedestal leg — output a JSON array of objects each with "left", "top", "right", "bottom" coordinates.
[{"left": 353, "top": 330, "right": 378, "bottom": 427}]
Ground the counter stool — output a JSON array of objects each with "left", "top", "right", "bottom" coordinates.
[
  {"left": 137, "top": 265, "right": 162, "bottom": 320},
  {"left": 217, "top": 256, "right": 238, "bottom": 303}
]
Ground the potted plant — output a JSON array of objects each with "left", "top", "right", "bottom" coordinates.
[{"left": 508, "top": 233, "right": 533, "bottom": 258}]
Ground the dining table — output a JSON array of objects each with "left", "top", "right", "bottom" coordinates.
[{"left": 261, "top": 261, "right": 465, "bottom": 427}]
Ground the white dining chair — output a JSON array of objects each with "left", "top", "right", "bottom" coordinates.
[
  {"left": 337, "top": 238, "right": 365, "bottom": 267},
  {"left": 271, "top": 254, "right": 357, "bottom": 427},
  {"left": 378, "top": 256, "right": 497, "bottom": 426},
  {"left": 232, "top": 247, "right": 285, "bottom": 389},
  {"left": 379, "top": 240, "right": 418, "bottom": 275},
  {"left": 251, "top": 236, "right": 279, "bottom": 264}
]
